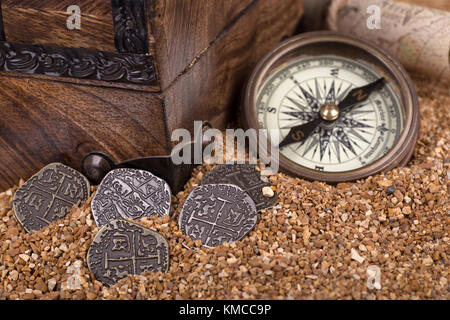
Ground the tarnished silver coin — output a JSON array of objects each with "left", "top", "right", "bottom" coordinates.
[
  {"left": 179, "top": 184, "right": 257, "bottom": 248},
  {"left": 202, "top": 164, "right": 278, "bottom": 211},
  {"left": 91, "top": 168, "right": 171, "bottom": 227},
  {"left": 13, "top": 163, "right": 90, "bottom": 232},
  {"left": 87, "top": 219, "right": 169, "bottom": 286}
]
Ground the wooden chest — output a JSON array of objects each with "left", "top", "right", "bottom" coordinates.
[{"left": 0, "top": 0, "right": 303, "bottom": 190}]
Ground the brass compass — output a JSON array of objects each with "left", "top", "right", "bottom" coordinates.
[{"left": 243, "top": 32, "right": 420, "bottom": 182}]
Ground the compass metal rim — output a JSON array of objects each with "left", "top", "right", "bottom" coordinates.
[{"left": 242, "top": 31, "right": 420, "bottom": 182}]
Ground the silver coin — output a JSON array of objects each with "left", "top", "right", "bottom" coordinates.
[
  {"left": 13, "top": 163, "right": 90, "bottom": 232},
  {"left": 202, "top": 164, "right": 278, "bottom": 211},
  {"left": 91, "top": 168, "right": 171, "bottom": 227},
  {"left": 87, "top": 219, "right": 169, "bottom": 286},
  {"left": 178, "top": 184, "right": 257, "bottom": 248}
]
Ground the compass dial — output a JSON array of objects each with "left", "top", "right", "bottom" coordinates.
[{"left": 257, "top": 55, "right": 404, "bottom": 173}]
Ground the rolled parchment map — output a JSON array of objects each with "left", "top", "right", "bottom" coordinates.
[{"left": 328, "top": 0, "right": 450, "bottom": 83}]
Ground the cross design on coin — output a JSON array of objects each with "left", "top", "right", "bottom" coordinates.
[
  {"left": 91, "top": 168, "right": 171, "bottom": 227},
  {"left": 179, "top": 184, "right": 257, "bottom": 247},
  {"left": 87, "top": 220, "right": 169, "bottom": 286},
  {"left": 13, "top": 163, "right": 90, "bottom": 232}
]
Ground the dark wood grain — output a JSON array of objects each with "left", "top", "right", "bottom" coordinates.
[
  {"left": 1, "top": 1, "right": 115, "bottom": 51},
  {"left": 0, "top": 74, "right": 168, "bottom": 189},
  {"left": 0, "top": 0, "right": 303, "bottom": 191},
  {"left": 150, "top": 0, "right": 257, "bottom": 88}
]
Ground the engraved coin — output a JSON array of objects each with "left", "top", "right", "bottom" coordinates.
[
  {"left": 12, "top": 163, "right": 90, "bottom": 232},
  {"left": 91, "top": 168, "right": 171, "bottom": 227},
  {"left": 202, "top": 164, "right": 278, "bottom": 211},
  {"left": 87, "top": 219, "right": 169, "bottom": 286},
  {"left": 179, "top": 184, "right": 258, "bottom": 248}
]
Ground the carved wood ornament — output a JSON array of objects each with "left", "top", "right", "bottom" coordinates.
[
  {"left": 111, "top": 0, "right": 149, "bottom": 54},
  {"left": 0, "top": 0, "right": 156, "bottom": 85}
]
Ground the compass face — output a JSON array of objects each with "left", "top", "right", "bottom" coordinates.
[{"left": 257, "top": 55, "right": 404, "bottom": 173}]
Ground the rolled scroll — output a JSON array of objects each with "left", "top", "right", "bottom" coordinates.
[{"left": 328, "top": 0, "right": 450, "bottom": 83}]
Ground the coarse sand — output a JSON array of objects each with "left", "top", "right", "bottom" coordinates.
[{"left": 0, "top": 74, "right": 448, "bottom": 300}]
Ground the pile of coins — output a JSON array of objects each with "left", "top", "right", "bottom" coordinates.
[{"left": 11, "top": 163, "right": 276, "bottom": 286}]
